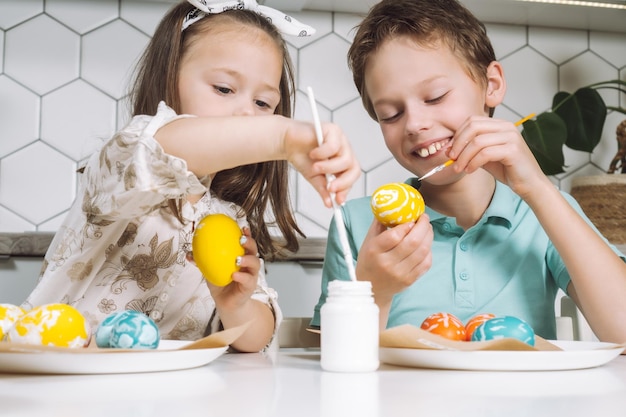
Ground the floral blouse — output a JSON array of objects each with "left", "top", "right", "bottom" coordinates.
[{"left": 23, "top": 102, "right": 282, "bottom": 345}]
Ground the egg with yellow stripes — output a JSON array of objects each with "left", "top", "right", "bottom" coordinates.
[
  {"left": 6, "top": 303, "right": 91, "bottom": 348},
  {"left": 371, "top": 182, "right": 425, "bottom": 227}
]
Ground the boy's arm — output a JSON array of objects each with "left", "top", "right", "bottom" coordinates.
[{"left": 526, "top": 179, "right": 626, "bottom": 344}]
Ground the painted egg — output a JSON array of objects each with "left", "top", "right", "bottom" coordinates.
[
  {"left": 420, "top": 312, "right": 466, "bottom": 341},
  {"left": 192, "top": 213, "right": 245, "bottom": 287},
  {"left": 464, "top": 313, "right": 496, "bottom": 341},
  {"left": 471, "top": 316, "right": 535, "bottom": 346},
  {"left": 6, "top": 303, "right": 90, "bottom": 348},
  {"left": 0, "top": 303, "right": 27, "bottom": 341},
  {"left": 96, "top": 310, "right": 160, "bottom": 349},
  {"left": 371, "top": 182, "right": 425, "bottom": 227}
]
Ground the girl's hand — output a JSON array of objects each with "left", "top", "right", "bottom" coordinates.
[
  {"left": 208, "top": 227, "right": 261, "bottom": 311},
  {"left": 284, "top": 120, "right": 361, "bottom": 207},
  {"left": 447, "top": 116, "right": 548, "bottom": 199},
  {"left": 356, "top": 213, "right": 433, "bottom": 305}
]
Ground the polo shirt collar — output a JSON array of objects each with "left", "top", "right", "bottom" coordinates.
[{"left": 406, "top": 178, "right": 514, "bottom": 229}]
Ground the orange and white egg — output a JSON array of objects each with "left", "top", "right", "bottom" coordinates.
[
  {"left": 6, "top": 303, "right": 91, "bottom": 348},
  {"left": 371, "top": 182, "right": 425, "bottom": 227},
  {"left": 0, "top": 303, "right": 26, "bottom": 341}
]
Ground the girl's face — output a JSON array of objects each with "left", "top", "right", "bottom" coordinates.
[
  {"left": 178, "top": 21, "right": 283, "bottom": 118},
  {"left": 364, "top": 36, "right": 493, "bottom": 181}
]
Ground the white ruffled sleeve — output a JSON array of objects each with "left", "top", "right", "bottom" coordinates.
[{"left": 82, "top": 101, "right": 206, "bottom": 220}]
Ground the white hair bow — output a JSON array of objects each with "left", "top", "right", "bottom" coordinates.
[{"left": 182, "top": 0, "right": 316, "bottom": 37}]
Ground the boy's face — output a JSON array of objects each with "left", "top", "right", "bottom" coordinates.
[
  {"left": 178, "top": 22, "right": 283, "bottom": 118},
  {"left": 364, "top": 36, "right": 496, "bottom": 182}
]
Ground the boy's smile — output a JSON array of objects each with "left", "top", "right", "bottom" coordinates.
[{"left": 364, "top": 35, "right": 489, "bottom": 180}]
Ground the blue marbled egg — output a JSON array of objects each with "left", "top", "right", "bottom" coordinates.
[
  {"left": 471, "top": 316, "right": 535, "bottom": 346},
  {"left": 96, "top": 310, "right": 160, "bottom": 349}
]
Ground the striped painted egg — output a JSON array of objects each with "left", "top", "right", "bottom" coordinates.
[
  {"left": 371, "top": 182, "right": 425, "bottom": 227},
  {"left": 471, "top": 316, "right": 535, "bottom": 346}
]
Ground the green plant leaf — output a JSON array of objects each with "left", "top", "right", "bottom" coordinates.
[
  {"left": 521, "top": 112, "right": 567, "bottom": 175},
  {"left": 552, "top": 87, "right": 607, "bottom": 152}
]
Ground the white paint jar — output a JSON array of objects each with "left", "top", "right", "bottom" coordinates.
[{"left": 320, "top": 280, "right": 379, "bottom": 372}]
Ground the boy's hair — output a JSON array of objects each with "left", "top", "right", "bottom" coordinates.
[
  {"left": 130, "top": 1, "right": 303, "bottom": 260},
  {"left": 348, "top": 0, "right": 497, "bottom": 121}
]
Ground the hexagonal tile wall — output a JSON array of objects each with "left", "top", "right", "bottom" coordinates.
[{"left": 0, "top": 1, "right": 624, "bottom": 239}]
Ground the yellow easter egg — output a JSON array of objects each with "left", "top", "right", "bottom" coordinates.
[
  {"left": 192, "top": 214, "right": 245, "bottom": 287},
  {"left": 371, "top": 182, "right": 425, "bottom": 227},
  {"left": 0, "top": 303, "right": 26, "bottom": 341},
  {"left": 7, "top": 303, "right": 90, "bottom": 348}
]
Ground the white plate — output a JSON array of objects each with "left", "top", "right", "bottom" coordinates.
[
  {"left": 379, "top": 340, "right": 624, "bottom": 371},
  {"left": 0, "top": 341, "right": 228, "bottom": 374}
]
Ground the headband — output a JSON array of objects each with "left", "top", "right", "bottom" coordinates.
[{"left": 182, "top": 0, "right": 316, "bottom": 37}]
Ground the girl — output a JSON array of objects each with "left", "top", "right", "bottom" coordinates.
[{"left": 23, "top": 0, "right": 360, "bottom": 352}]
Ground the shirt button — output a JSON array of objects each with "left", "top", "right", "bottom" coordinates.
[
  {"left": 168, "top": 277, "right": 177, "bottom": 287},
  {"left": 460, "top": 272, "right": 469, "bottom": 280},
  {"left": 443, "top": 223, "right": 451, "bottom": 231},
  {"left": 160, "top": 293, "right": 169, "bottom": 302},
  {"left": 460, "top": 242, "right": 469, "bottom": 251},
  {"left": 150, "top": 310, "right": 162, "bottom": 320}
]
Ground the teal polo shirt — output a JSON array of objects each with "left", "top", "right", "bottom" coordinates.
[{"left": 311, "top": 180, "right": 626, "bottom": 339}]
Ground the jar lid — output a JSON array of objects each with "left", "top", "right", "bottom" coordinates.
[{"left": 328, "top": 280, "right": 372, "bottom": 295}]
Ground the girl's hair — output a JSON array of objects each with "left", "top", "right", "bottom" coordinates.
[
  {"left": 130, "top": 1, "right": 303, "bottom": 260},
  {"left": 348, "top": 0, "right": 497, "bottom": 120}
]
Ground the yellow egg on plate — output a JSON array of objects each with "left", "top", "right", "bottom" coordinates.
[
  {"left": 0, "top": 303, "right": 26, "bottom": 341},
  {"left": 371, "top": 182, "right": 425, "bottom": 227},
  {"left": 6, "top": 303, "right": 91, "bottom": 348},
  {"left": 192, "top": 214, "right": 245, "bottom": 287}
]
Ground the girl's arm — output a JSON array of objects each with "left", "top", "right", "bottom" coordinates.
[{"left": 155, "top": 115, "right": 360, "bottom": 206}]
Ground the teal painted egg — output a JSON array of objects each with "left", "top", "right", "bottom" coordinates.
[
  {"left": 96, "top": 310, "right": 160, "bottom": 349},
  {"left": 471, "top": 316, "right": 535, "bottom": 346}
]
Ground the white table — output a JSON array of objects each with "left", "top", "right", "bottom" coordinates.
[{"left": 0, "top": 348, "right": 624, "bottom": 417}]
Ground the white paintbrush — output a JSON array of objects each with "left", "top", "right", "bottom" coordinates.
[{"left": 306, "top": 86, "right": 357, "bottom": 282}]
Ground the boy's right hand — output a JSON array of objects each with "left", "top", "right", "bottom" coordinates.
[{"left": 356, "top": 213, "right": 433, "bottom": 305}]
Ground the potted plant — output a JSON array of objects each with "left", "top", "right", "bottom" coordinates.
[{"left": 520, "top": 79, "right": 626, "bottom": 243}]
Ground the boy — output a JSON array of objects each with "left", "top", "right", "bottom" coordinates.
[{"left": 311, "top": 0, "right": 626, "bottom": 343}]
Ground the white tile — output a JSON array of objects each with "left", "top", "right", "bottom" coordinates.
[
  {"left": 0, "top": 0, "right": 43, "bottom": 30},
  {"left": 0, "top": 142, "right": 76, "bottom": 224},
  {"left": 559, "top": 52, "right": 619, "bottom": 108},
  {"left": 562, "top": 146, "right": 592, "bottom": 174},
  {"left": 0, "top": 206, "right": 36, "bottom": 233},
  {"left": 294, "top": 213, "right": 328, "bottom": 239},
  {"left": 299, "top": 34, "right": 357, "bottom": 109},
  {"left": 333, "top": 12, "right": 363, "bottom": 43},
  {"left": 0, "top": 75, "right": 40, "bottom": 158},
  {"left": 46, "top": 0, "right": 118, "bottom": 34},
  {"left": 333, "top": 99, "right": 390, "bottom": 172},
  {"left": 116, "top": 96, "right": 133, "bottom": 131},
  {"left": 293, "top": 89, "right": 331, "bottom": 123},
  {"left": 121, "top": 0, "right": 173, "bottom": 36},
  {"left": 0, "top": 30, "right": 4, "bottom": 70},
  {"left": 559, "top": 163, "right": 604, "bottom": 193},
  {"left": 500, "top": 46, "right": 557, "bottom": 118},
  {"left": 366, "top": 160, "right": 413, "bottom": 196},
  {"left": 38, "top": 210, "right": 70, "bottom": 232},
  {"left": 285, "top": 11, "right": 332, "bottom": 49},
  {"left": 529, "top": 27, "right": 587, "bottom": 65},
  {"left": 5, "top": 15, "right": 79, "bottom": 95},
  {"left": 485, "top": 23, "right": 527, "bottom": 60},
  {"left": 42, "top": 80, "right": 116, "bottom": 161},
  {"left": 590, "top": 31, "right": 626, "bottom": 69},
  {"left": 81, "top": 19, "right": 149, "bottom": 99}
]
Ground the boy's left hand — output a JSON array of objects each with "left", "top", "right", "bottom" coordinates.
[{"left": 447, "top": 116, "right": 547, "bottom": 198}]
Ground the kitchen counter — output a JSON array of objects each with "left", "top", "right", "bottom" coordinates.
[{"left": 0, "top": 348, "right": 625, "bottom": 417}]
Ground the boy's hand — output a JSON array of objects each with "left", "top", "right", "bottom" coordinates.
[
  {"left": 356, "top": 213, "right": 433, "bottom": 305},
  {"left": 447, "top": 116, "right": 548, "bottom": 199}
]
